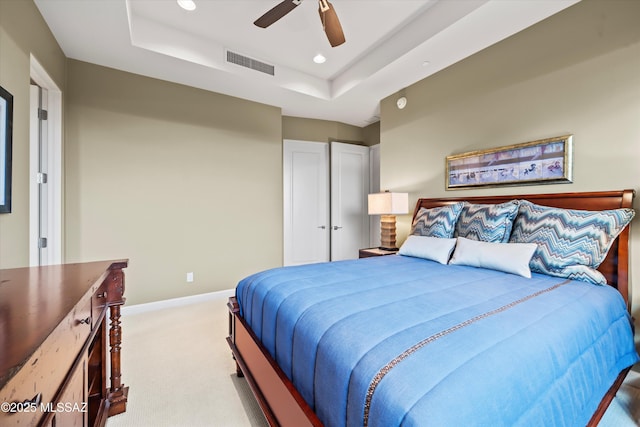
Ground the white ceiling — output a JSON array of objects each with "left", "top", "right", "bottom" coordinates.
[{"left": 34, "top": 0, "right": 580, "bottom": 127}]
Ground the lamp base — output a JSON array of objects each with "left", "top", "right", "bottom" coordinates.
[{"left": 380, "top": 214, "right": 398, "bottom": 250}]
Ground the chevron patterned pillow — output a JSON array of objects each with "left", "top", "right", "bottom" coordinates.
[
  {"left": 454, "top": 201, "right": 520, "bottom": 243},
  {"left": 509, "top": 200, "right": 635, "bottom": 284},
  {"left": 411, "top": 202, "right": 465, "bottom": 238}
]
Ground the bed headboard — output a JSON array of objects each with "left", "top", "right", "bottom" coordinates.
[{"left": 413, "top": 190, "right": 635, "bottom": 306}]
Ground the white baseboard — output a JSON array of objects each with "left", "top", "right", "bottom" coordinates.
[{"left": 122, "top": 288, "right": 235, "bottom": 316}]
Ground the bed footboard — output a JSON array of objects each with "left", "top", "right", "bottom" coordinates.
[
  {"left": 588, "top": 366, "right": 632, "bottom": 426},
  {"left": 227, "top": 297, "right": 323, "bottom": 427}
]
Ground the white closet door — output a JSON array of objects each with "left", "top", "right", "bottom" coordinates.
[
  {"left": 330, "top": 142, "right": 370, "bottom": 261},
  {"left": 283, "top": 140, "right": 330, "bottom": 266},
  {"left": 369, "top": 144, "right": 381, "bottom": 247}
]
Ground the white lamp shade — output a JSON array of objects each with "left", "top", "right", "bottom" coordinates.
[{"left": 368, "top": 192, "right": 409, "bottom": 215}]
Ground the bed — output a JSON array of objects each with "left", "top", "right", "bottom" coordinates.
[{"left": 227, "top": 190, "right": 637, "bottom": 427}]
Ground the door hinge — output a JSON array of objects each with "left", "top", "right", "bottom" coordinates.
[
  {"left": 38, "top": 108, "right": 48, "bottom": 120},
  {"left": 38, "top": 237, "right": 48, "bottom": 249},
  {"left": 37, "top": 172, "right": 48, "bottom": 184}
]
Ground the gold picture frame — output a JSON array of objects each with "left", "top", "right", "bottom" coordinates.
[{"left": 445, "top": 135, "right": 573, "bottom": 190}]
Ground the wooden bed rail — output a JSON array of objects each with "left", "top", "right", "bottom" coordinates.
[{"left": 227, "top": 297, "right": 322, "bottom": 427}]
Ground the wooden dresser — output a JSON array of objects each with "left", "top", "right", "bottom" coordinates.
[{"left": 0, "top": 260, "right": 129, "bottom": 427}]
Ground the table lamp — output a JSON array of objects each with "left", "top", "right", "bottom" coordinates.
[{"left": 368, "top": 191, "right": 409, "bottom": 251}]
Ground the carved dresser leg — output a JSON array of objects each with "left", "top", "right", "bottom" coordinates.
[{"left": 106, "top": 268, "right": 129, "bottom": 416}]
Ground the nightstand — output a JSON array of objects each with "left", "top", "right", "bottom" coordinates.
[{"left": 359, "top": 248, "right": 398, "bottom": 258}]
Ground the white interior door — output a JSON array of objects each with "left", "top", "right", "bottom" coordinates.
[
  {"left": 29, "top": 55, "right": 62, "bottom": 266},
  {"left": 283, "top": 140, "right": 330, "bottom": 266},
  {"left": 369, "top": 144, "right": 381, "bottom": 247},
  {"left": 331, "top": 142, "right": 370, "bottom": 261},
  {"left": 30, "top": 85, "right": 50, "bottom": 265}
]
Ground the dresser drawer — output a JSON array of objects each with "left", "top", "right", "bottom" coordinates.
[{"left": 0, "top": 294, "right": 92, "bottom": 426}]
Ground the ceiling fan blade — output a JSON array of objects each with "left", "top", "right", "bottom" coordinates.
[
  {"left": 254, "top": 0, "right": 302, "bottom": 28},
  {"left": 318, "top": 1, "right": 345, "bottom": 47}
]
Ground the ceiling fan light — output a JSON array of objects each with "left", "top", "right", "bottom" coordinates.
[
  {"left": 177, "top": 0, "right": 196, "bottom": 11},
  {"left": 313, "top": 54, "right": 326, "bottom": 64}
]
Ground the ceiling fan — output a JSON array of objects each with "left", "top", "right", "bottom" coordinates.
[{"left": 254, "top": 0, "right": 346, "bottom": 47}]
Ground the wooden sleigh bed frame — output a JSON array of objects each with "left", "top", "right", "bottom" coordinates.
[{"left": 227, "top": 189, "right": 636, "bottom": 427}]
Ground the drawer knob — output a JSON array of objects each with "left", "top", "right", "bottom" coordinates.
[
  {"left": 97, "top": 292, "right": 107, "bottom": 298},
  {"left": 78, "top": 317, "right": 91, "bottom": 325}
]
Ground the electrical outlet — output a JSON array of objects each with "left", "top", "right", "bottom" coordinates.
[{"left": 186, "top": 272, "right": 194, "bottom": 283}]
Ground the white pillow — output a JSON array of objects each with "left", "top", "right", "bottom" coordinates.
[
  {"left": 398, "top": 235, "right": 457, "bottom": 264},
  {"left": 449, "top": 237, "right": 537, "bottom": 278}
]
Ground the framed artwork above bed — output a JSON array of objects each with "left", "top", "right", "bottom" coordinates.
[{"left": 446, "top": 135, "right": 573, "bottom": 190}]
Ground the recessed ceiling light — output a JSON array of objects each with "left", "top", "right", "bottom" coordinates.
[
  {"left": 422, "top": 61, "right": 431, "bottom": 67},
  {"left": 177, "top": 0, "right": 196, "bottom": 11},
  {"left": 313, "top": 54, "right": 326, "bottom": 64}
]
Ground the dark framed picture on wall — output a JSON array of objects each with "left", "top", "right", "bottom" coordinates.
[{"left": 1, "top": 85, "right": 13, "bottom": 213}]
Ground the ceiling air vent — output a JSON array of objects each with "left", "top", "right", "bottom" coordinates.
[{"left": 226, "top": 50, "right": 275, "bottom": 76}]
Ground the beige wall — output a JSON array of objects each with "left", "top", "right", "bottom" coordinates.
[
  {"left": 0, "top": 0, "right": 66, "bottom": 268},
  {"left": 380, "top": 0, "right": 640, "bottom": 314},
  {"left": 282, "top": 116, "right": 369, "bottom": 145},
  {"left": 282, "top": 117, "right": 380, "bottom": 147},
  {"left": 65, "top": 60, "right": 283, "bottom": 305},
  {"left": 363, "top": 121, "right": 381, "bottom": 147}
]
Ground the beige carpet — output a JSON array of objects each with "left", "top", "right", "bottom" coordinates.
[
  {"left": 107, "top": 292, "right": 268, "bottom": 427},
  {"left": 107, "top": 292, "right": 640, "bottom": 427}
]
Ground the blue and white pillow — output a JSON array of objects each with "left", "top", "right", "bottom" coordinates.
[
  {"left": 509, "top": 200, "right": 635, "bottom": 284},
  {"left": 454, "top": 201, "right": 519, "bottom": 243},
  {"left": 411, "top": 202, "right": 465, "bottom": 238}
]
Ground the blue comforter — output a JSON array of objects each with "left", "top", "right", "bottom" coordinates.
[{"left": 236, "top": 255, "right": 638, "bottom": 427}]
